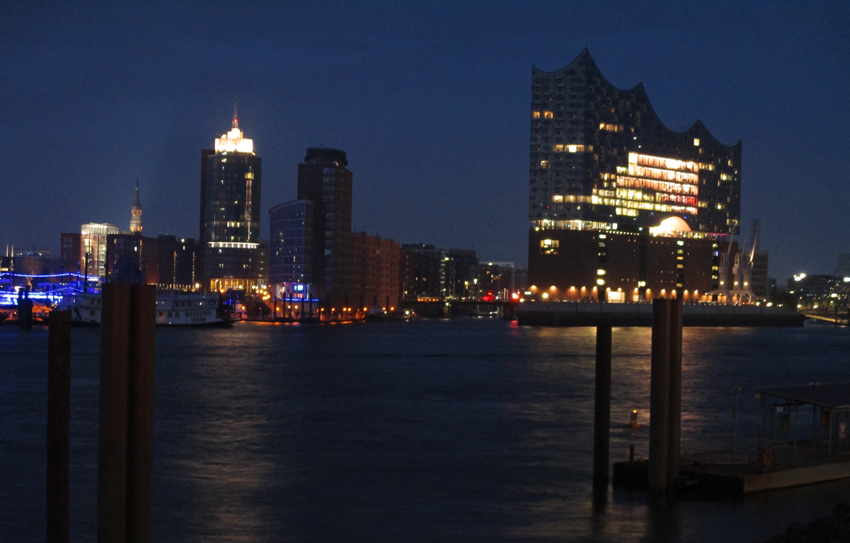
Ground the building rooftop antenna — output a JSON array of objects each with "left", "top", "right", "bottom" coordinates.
[{"left": 232, "top": 93, "right": 239, "bottom": 129}]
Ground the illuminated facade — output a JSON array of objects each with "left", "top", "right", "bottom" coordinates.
[
  {"left": 80, "top": 223, "right": 119, "bottom": 281},
  {"left": 528, "top": 49, "right": 742, "bottom": 301},
  {"left": 529, "top": 48, "right": 740, "bottom": 232},
  {"left": 201, "top": 107, "right": 264, "bottom": 291},
  {"left": 129, "top": 177, "right": 143, "bottom": 233}
]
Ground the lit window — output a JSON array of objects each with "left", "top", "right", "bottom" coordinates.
[
  {"left": 541, "top": 160, "right": 550, "bottom": 169},
  {"left": 540, "top": 239, "right": 559, "bottom": 255},
  {"left": 693, "top": 138, "right": 700, "bottom": 146},
  {"left": 532, "top": 111, "right": 541, "bottom": 119},
  {"left": 552, "top": 195, "right": 564, "bottom": 202},
  {"left": 544, "top": 111, "right": 554, "bottom": 119}
]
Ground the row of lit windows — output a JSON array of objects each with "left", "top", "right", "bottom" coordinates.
[
  {"left": 630, "top": 153, "right": 700, "bottom": 174},
  {"left": 553, "top": 144, "right": 590, "bottom": 153},
  {"left": 628, "top": 164, "right": 698, "bottom": 184},
  {"left": 616, "top": 176, "right": 699, "bottom": 195},
  {"left": 592, "top": 195, "right": 697, "bottom": 215}
]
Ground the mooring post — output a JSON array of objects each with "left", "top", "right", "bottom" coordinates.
[
  {"left": 649, "top": 298, "right": 672, "bottom": 492},
  {"left": 667, "top": 297, "right": 683, "bottom": 484},
  {"left": 126, "top": 285, "right": 156, "bottom": 543},
  {"left": 593, "top": 318, "right": 612, "bottom": 489},
  {"left": 47, "top": 310, "right": 71, "bottom": 543},
  {"left": 98, "top": 283, "right": 131, "bottom": 542},
  {"left": 98, "top": 283, "right": 156, "bottom": 543}
]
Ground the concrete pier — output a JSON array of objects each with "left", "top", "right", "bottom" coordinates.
[{"left": 516, "top": 301, "right": 805, "bottom": 327}]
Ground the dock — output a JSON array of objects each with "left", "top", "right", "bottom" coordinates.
[{"left": 615, "top": 382, "right": 850, "bottom": 497}]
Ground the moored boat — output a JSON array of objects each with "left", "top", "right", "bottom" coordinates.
[{"left": 58, "top": 291, "right": 232, "bottom": 327}]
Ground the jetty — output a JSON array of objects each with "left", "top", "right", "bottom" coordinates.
[
  {"left": 517, "top": 301, "right": 804, "bottom": 327},
  {"left": 614, "top": 381, "right": 850, "bottom": 497}
]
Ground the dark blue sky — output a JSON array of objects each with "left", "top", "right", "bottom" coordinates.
[{"left": 1, "top": 1, "right": 847, "bottom": 282}]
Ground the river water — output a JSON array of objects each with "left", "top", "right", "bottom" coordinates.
[{"left": 2, "top": 319, "right": 850, "bottom": 542}]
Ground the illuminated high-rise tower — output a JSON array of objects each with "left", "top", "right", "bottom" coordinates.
[
  {"left": 200, "top": 105, "right": 264, "bottom": 291},
  {"left": 129, "top": 176, "right": 143, "bottom": 233}
]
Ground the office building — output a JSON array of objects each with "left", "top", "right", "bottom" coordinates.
[
  {"left": 269, "top": 200, "right": 314, "bottom": 288},
  {"left": 107, "top": 233, "right": 159, "bottom": 284},
  {"left": 297, "top": 147, "right": 353, "bottom": 295},
  {"left": 60, "top": 223, "right": 120, "bottom": 282},
  {"left": 200, "top": 107, "right": 264, "bottom": 291},
  {"left": 157, "top": 235, "right": 201, "bottom": 290},
  {"left": 479, "top": 262, "right": 516, "bottom": 301},
  {"left": 399, "top": 244, "right": 446, "bottom": 301},
  {"left": 60, "top": 234, "right": 82, "bottom": 275},
  {"left": 528, "top": 49, "right": 742, "bottom": 301},
  {"left": 444, "top": 249, "right": 479, "bottom": 300},
  {"left": 269, "top": 148, "right": 399, "bottom": 315}
]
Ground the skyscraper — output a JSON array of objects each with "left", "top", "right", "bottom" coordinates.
[
  {"left": 528, "top": 49, "right": 743, "bottom": 302},
  {"left": 129, "top": 176, "right": 143, "bottom": 233},
  {"left": 297, "top": 148, "right": 352, "bottom": 294},
  {"left": 269, "top": 148, "right": 400, "bottom": 316},
  {"left": 200, "top": 106, "right": 264, "bottom": 291}
]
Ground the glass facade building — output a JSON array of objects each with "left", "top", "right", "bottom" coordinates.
[
  {"left": 269, "top": 200, "right": 314, "bottom": 286},
  {"left": 528, "top": 50, "right": 744, "bottom": 302},
  {"left": 529, "top": 48, "right": 741, "bottom": 235},
  {"left": 80, "top": 222, "right": 119, "bottom": 281}
]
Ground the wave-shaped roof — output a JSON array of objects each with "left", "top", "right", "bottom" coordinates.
[{"left": 533, "top": 48, "right": 740, "bottom": 149}]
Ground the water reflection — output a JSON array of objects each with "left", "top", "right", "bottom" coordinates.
[
  {"left": 155, "top": 327, "right": 295, "bottom": 542},
  {"left": 5, "top": 321, "right": 850, "bottom": 541}
]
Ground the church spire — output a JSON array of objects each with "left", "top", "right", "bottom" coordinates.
[
  {"left": 133, "top": 175, "right": 141, "bottom": 206},
  {"left": 130, "top": 175, "right": 143, "bottom": 234}
]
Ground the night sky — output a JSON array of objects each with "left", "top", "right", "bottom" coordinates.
[{"left": 1, "top": 2, "right": 847, "bottom": 283}]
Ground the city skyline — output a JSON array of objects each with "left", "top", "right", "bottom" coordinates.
[{"left": 1, "top": 2, "right": 848, "bottom": 282}]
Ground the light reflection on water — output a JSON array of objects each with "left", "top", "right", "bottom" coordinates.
[{"left": 3, "top": 320, "right": 850, "bottom": 542}]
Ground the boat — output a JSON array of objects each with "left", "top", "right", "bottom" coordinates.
[
  {"left": 58, "top": 291, "right": 232, "bottom": 327},
  {"left": 364, "top": 306, "right": 414, "bottom": 322}
]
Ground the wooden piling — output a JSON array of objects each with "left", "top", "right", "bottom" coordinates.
[
  {"left": 47, "top": 310, "right": 71, "bottom": 543},
  {"left": 667, "top": 297, "right": 683, "bottom": 484},
  {"left": 98, "top": 283, "right": 131, "bottom": 542},
  {"left": 126, "top": 285, "right": 155, "bottom": 543},
  {"left": 593, "top": 318, "right": 612, "bottom": 488},
  {"left": 649, "top": 299, "right": 671, "bottom": 491},
  {"left": 97, "top": 283, "right": 156, "bottom": 543}
]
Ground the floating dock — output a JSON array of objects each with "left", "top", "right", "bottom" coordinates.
[{"left": 615, "top": 382, "right": 850, "bottom": 497}]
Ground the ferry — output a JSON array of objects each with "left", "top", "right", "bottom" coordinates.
[{"left": 58, "top": 292, "right": 232, "bottom": 327}]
